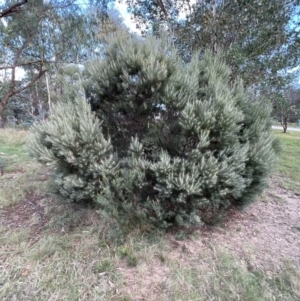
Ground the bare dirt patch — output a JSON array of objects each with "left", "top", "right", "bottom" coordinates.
[
  {"left": 1, "top": 192, "right": 48, "bottom": 233},
  {"left": 199, "top": 179, "right": 300, "bottom": 271}
]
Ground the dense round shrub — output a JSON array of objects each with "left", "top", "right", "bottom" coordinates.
[{"left": 28, "top": 33, "right": 279, "bottom": 228}]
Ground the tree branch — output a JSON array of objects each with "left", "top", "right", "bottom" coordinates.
[
  {"left": 0, "top": 0, "right": 28, "bottom": 18},
  {"left": 0, "top": 60, "right": 45, "bottom": 70},
  {"left": 157, "top": 0, "right": 168, "bottom": 19},
  {"left": 12, "top": 64, "right": 47, "bottom": 96}
]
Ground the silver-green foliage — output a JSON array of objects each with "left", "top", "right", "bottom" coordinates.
[
  {"left": 28, "top": 93, "right": 117, "bottom": 202},
  {"left": 29, "top": 34, "right": 279, "bottom": 228}
]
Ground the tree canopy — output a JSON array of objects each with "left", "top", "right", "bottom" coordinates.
[
  {"left": 0, "top": 0, "right": 117, "bottom": 124},
  {"left": 126, "top": 0, "right": 300, "bottom": 88}
]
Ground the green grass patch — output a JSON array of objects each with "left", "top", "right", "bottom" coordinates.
[
  {"left": 273, "top": 130, "right": 300, "bottom": 192},
  {"left": 272, "top": 122, "right": 300, "bottom": 129},
  {"left": 0, "top": 163, "right": 49, "bottom": 208},
  {"left": 168, "top": 249, "right": 300, "bottom": 301},
  {"left": 0, "top": 129, "right": 29, "bottom": 162},
  {"left": 0, "top": 129, "right": 49, "bottom": 208}
]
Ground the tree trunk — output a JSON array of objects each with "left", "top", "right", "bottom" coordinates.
[
  {"left": 282, "top": 117, "right": 288, "bottom": 133},
  {"left": 211, "top": 0, "right": 217, "bottom": 53},
  {"left": 0, "top": 92, "right": 13, "bottom": 125},
  {"left": 0, "top": 66, "right": 46, "bottom": 125},
  {"left": 45, "top": 71, "right": 51, "bottom": 113}
]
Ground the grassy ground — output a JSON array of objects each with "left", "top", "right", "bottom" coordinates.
[
  {"left": 273, "top": 130, "right": 300, "bottom": 192},
  {"left": 272, "top": 121, "right": 300, "bottom": 129},
  {"left": 0, "top": 128, "right": 299, "bottom": 301}
]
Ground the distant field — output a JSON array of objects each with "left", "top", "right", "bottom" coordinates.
[
  {"left": 0, "top": 128, "right": 299, "bottom": 301},
  {"left": 273, "top": 122, "right": 300, "bottom": 129},
  {"left": 273, "top": 130, "right": 300, "bottom": 192}
]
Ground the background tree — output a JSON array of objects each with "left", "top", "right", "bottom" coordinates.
[
  {"left": 49, "top": 8, "right": 128, "bottom": 108},
  {"left": 0, "top": 0, "right": 28, "bottom": 18},
  {"left": 125, "top": 0, "right": 300, "bottom": 90},
  {"left": 0, "top": 0, "right": 76, "bottom": 123},
  {"left": 0, "top": 0, "right": 116, "bottom": 125},
  {"left": 273, "top": 85, "right": 300, "bottom": 132}
]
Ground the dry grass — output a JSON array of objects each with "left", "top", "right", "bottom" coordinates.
[{"left": 0, "top": 128, "right": 299, "bottom": 301}]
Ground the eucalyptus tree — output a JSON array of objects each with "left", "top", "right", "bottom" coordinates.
[
  {"left": 125, "top": 0, "right": 300, "bottom": 89},
  {"left": 0, "top": 0, "right": 115, "bottom": 124},
  {"left": 0, "top": 0, "right": 78, "bottom": 122}
]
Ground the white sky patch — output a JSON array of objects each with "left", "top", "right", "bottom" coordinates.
[
  {"left": 0, "top": 67, "right": 26, "bottom": 82},
  {"left": 288, "top": 65, "right": 300, "bottom": 74},
  {"left": 1, "top": 17, "right": 7, "bottom": 27},
  {"left": 178, "top": 0, "right": 197, "bottom": 19},
  {"left": 115, "top": 1, "right": 140, "bottom": 33},
  {"left": 287, "top": 65, "right": 300, "bottom": 84},
  {"left": 15, "top": 67, "right": 25, "bottom": 81}
]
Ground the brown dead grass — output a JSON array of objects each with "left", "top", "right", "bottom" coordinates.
[
  {"left": 200, "top": 177, "right": 300, "bottom": 272},
  {"left": 1, "top": 192, "right": 48, "bottom": 231}
]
